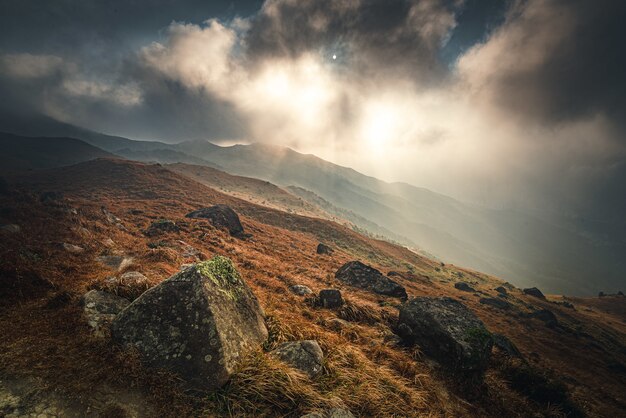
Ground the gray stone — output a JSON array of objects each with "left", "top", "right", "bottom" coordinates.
[
  {"left": 144, "top": 219, "right": 180, "bottom": 237},
  {"left": 479, "top": 297, "right": 512, "bottom": 310},
  {"left": 495, "top": 286, "right": 508, "bottom": 295},
  {"left": 96, "top": 255, "right": 134, "bottom": 271},
  {"left": 526, "top": 309, "right": 558, "bottom": 327},
  {"left": 186, "top": 205, "right": 244, "bottom": 236},
  {"left": 492, "top": 333, "right": 523, "bottom": 359},
  {"left": 325, "top": 318, "right": 350, "bottom": 331},
  {"left": 335, "top": 261, "right": 407, "bottom": 299},
  {"left": 61, "top": 243, "right": 84, "bottom": 254},
  {"left": 316, "top": 243, "right": 334, "bottom": 255},
  {"left": 398, "top": 297, "right": 493, "bottom": 373},
  {"left": 272, "top": 340, "right": 324, "bottom": 378},
  {"left": 81, "top": 290, "right": 130, "bottom": 337},
  {"left": 111, "top": 256, "right": 268, "bottom": 390},
  {"left": 523, "top": 287, "right": 546, "bottom": 299},
  {"left": 319, "top": 289, "right": 343, "bottom": 308},
  {"left": 289, "top": 285, "right": 313, "bottom": 296},
  {"left": 454, "top": 282, "right": 475, "bottom": 292}
]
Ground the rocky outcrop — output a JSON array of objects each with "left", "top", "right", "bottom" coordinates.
[
  {"left": 111, "top": 256, "right": 268, "bottom": 390},
  {"left": 335, "top": 261, "right": 407, "bottom": 299},
  {"left": 271, "top": 340, "right": 324, "bottom": 378},
  {"left": 454, "top": 282, "right": 475, "bottom": 292},
  {"left": 96, "top": 255, "right": 134, "bottom": 272},
  {"left": 144, "top": 219, "right": 180, "bottom": 237},
  {"left": 289, "top": 285, "right": 313, "bottom": 296},
  {"left": 526, "top": 309, "right": 558, "bottom": 327},
  {"left": 319, "top": 289, "right": 343, "bottom": 308},
  {"left": 479, "top": 297, "right": 512, "bottom": 310},
  {"left": 398, "top": 297, "right": 493, "bottom": 373},
  {"left": 316, "top": 243, "right": 333, "bottom": 255},
  {"left": 492, "top": 333, "right": 523, "bottom": 359},
  {"left": 81, "top": 290, "right": 130, "bottom": 337},
  {"left": 186, "top": 205, "right": 244, "bottom": 236},
  {"left": 523, "top": 287, "right": 546, "bottom": 299},
  {"left": 495, "top": 286, "right": 508, "bottom": 295}
]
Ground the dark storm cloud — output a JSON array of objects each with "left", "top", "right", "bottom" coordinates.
[
  {"left": 460, "top": 0, "right": 626, "bottom": 135},
  {"left": 245, "top": 0, "right": 460, "bottom": 82}
]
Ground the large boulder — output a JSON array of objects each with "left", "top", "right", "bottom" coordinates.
[
  {"left": 479, "top": 297, "right": 512, "bottom": 310},
  {"left": 271, "top": 340, "right": 324, "bottom": 378},
  {"left": 144, "top": 219, "right": 180, "bottom": 237},
  {"left": 111, "top": 256, "right": 268, "bottom": 390},
  {"left": 186, "top": 205, "right": 244, "bottom": 236},
  {"left": 316, "top": 243, "right": 334, "bottom": 255},
  {"left": 523, "top": 287, "right": 546, "bottom": 299},
  {"left": 81, "top": 290, "right": 130, "bottom": 337},
  {"left": 335, "top": 261, "right": 407, "bottom": 299},
  {"left": 319, "top": 289, "right": 344, "bottom": 308},
  {"left": 289, "top": 285, "right": 313, "bottom": 296},
  {"left": 398, "top": 297, "right": 493, "bottom": 374},
  {"left": 454, "top": 282, "right": 475, "bottom": 292}
]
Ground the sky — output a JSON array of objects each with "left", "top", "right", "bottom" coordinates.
[{"left": 0, "top": 0, "right": 625, "bottom": 222}]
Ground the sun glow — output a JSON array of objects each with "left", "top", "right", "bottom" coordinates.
[{"left": 360, "top": 101, "right": 401, "bottom": 149}]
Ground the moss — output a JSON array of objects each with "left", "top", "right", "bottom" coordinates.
[{"left": 195, "top": 256, "right": 243, "bottom": 300}]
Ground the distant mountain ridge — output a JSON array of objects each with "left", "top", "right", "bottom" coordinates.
[{"left": 0, "top": 113, "right": 624, "bottom": 295}]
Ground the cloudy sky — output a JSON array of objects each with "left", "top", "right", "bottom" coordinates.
[{"left": 1, "top": 0, "right": 625, "bottom": 220}]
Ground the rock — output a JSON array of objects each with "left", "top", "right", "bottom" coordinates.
[
  {"left": 319, "top": 289, "right": 344, "bottom": 308},
  {"left": 454, "top": 282, "right": 475, "bottom": 292},
  {"left": 495, "top": 286, "right": 508, "bottom": 295},
  {"left": 559, "top": 301, "right": 575, "bottom": 309},
  {"left": 335, "top": 261, "right": 407, "bottom": 299},
  {"left": 479, "top": 297, "right": 512, "bottom": 310},
  {"left": 96, "top": 255, "right": 134, "bottom": 271},
  {"left": 316, "top": 243, "right": 334, "bottom": 255},
  {"left": 301, "top": 408, "right": 355, "bottom": 418},
  {"left": 289, "top": 285, "right": 313, "bottom": 296},
  {"left": 117, "top": 271, "right": 149, "bottom": 285},
  {"left": 102, "top": 238, "right": 116, "bottom": 248},
  {"left": 523, "top": 287, "right": 546, "bottom": 299},
  {"left": 40, "top": 191, "right": 63, "bottom": 203},
  {"left": 271, "top": 340, "right": 324, "bottom": 378},
  {"left": 0, "top": 224, "right": 20, "bottom": 233},
  {"left": 598, "top": 291, "right": 605, "bottom": 297},
  {"left": 492, "top": 333, "right": 523, "bottom": 359},
  {"left": 527, "top": 309, "right": 558, "bottom": 327},
  {"left": 398, "top": 297, "right": 493, "bottom": 373},
  {"left": 144, "top": 219, "right": 180, "bottom": 237},
  {"left": 186, "top": 205, "right": 244, "bottom": 236},
  {"left": 61, "top": 243, "right": 84, "bottom": 254},
  {"left": 81, "top": 290, "right": 130, "bottom": 337},
  {"left": 325, "top": 318, "right": 350, "bottom": 331},
  {"left": 111, "top": 256, "right": 268, "bottom": 390},
  {"left": 618, "top": 291, "right": 624, "bottom": 296}
]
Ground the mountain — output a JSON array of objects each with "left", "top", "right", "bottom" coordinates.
[
  {"left": 0, "top": 132, "right": 118, "bottom": 172},
  {"left": 1, "top": 157, "right": 624, "bottom": 417}
]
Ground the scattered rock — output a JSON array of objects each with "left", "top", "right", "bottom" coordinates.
[
  {"left": 523, "top": 287, "right": 546, "bottom": 299},
  {"left": 301, "top": 408, "right": 355, "bottom": 418},
  {"left": 271, "top": 340, "right": 324, "bottom": 378},
  {"left": 398, "top": 297, "right": 493, "bottom": 373},
  {"left": 325, "top": 318, "right": 350, "bottom": 331},
  {"left": 0, "top": 224, "right": 20, "bottom": 233},
  {"left": 527, "top": 309, "right": 558, "bottom": 327},
  {"left": 319, "top": 289, "right": 344, "bottom": 308},
  {"left": 289, "top": 285, "right": 313, "bottom": 296},
  {"left": 186, "top": 205, "right": 244, "bottom": 236},
  {"left": 117, "top": 271, "right": 149, "bottom": 286},
  {"left": 479, "top": 297, "right": 512, "bottom": 310},
  {"left": 316, "top": 243, "right": 334, "bottom": 255},
  {"left": 335, "top": 261, "right": 407, "bottom": 299},
  {"left": 495, "top": 286, "right": 508, "bottom": 295},
  {"left": 559, "top": 301, "right": 575, "bottom": 309},
  {"left": 492, "top": 333, "right": 523, "bottom": 359},
  {"left": 81, "top": 290, "right": 130, "bottom": 337},
  {"left": 111, "top": 256, "right": 268, "bottom": 390},
  {"left": 61, "top": 243, "right": 84, "bottom": 254},
  {"left": 96, "top": 255, "right": 134, "bottom": 271},
  {"left": 144, "top": 219, "right": 180, "bottom": 237},
  {"left": 454, "top": 282, "right": 475, "bottom": 292},
  {"left": 102, "top": 238, "right": 116, "bottom": 248}
]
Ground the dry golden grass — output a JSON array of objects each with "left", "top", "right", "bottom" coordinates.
[{"left": 0, "top": 158, "right": 624, "bottom": 417}]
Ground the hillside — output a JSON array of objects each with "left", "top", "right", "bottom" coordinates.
[
  {"left": 0, "top": 132, "right": 118, "bottom": 172},
  {"left": 0, "top": 158, "right": 624, "bottom": 417}
]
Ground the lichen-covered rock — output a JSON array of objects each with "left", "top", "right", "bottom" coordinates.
[
  {"left": 96, "top": 255, "right": 134, "bottom": 271},
  {"left": 523, "top": 287, "right": 546, "bottom": 299},
  {"left": 272, "top": 340, "right": 324, "bottom": 378},
  {"left": 527, "top": 309, "right": 558, "bottom": 327},
  {"left": 289, "top": 285, "right": 313, "bottom": 296},
  {"left": 111, "top": 256, "right": 267, "bottom": 390},
  {"left": 186, "top": 205, "right": 244, "bottom": 236},
  {"left": 492, "top": 333, "right": 523, "bottom": 359},
  {"left": 81, "top": 290, "right": 130, "bottom": 337},
  {"left": 335, "top": 261, "right": 407, "bottom": 299},
  {"left": 454, "top": 282, "right": 475, "bottom": 292},
  {"left": 316, "top": 243, "right": 333, "bottom": 255},
  {"left": 495, "top": 286, "right": 508, "bottom": 295},
  {"left": 319, "top": 289, "right": 343, "bottom": 308},
  {"left": 398, "top": 297, "right": 493, "bottom": 374}
]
